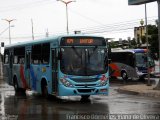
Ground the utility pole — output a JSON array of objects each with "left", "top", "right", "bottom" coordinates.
[
  {"left": 144, "top": 4, "right": 151, "bottom": 86},
  {"left": 154, "top": 0, "right": 160, "bottom": 90},
  {"left": 31, "top": 19, "right": 34, "bottom": 40},
  {"left": 57, "top": 0, "right": 76, "bottom": 34},
  {"left": 2, "top": 19, "right": 16, "bottom": 45},
  {"left": 46, "top": 29, "right": 49, "bottom": 37},
  {"left": 158, "top": 0, "right": 160, "bottom": 77},
  {"left": 140, "top": 19, "right": 144, "bottom": 45}
]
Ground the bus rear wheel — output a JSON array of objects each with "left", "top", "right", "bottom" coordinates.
[{"left": 121, "top": 71, "right": 128, "bottom": 81}]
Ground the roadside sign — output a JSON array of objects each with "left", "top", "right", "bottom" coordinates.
[{"left": 128, "top": 0, "right": 156, "bottom": 5}]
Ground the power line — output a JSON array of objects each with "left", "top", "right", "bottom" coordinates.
[
  {"left": 0, "top": 18, "right": 157, "bottom": 40},
  {"left": 0, "top": 0, "right": 56, "bottom": 13},
  {"left": 69, "top": 9, "right": 106, "bottom": 26},
  {"left": 68, "top": 17, "right": 157, "bottom": 34},
  {"left": 69, "top": 8, "right": 157, "bottom": 32},
  {"left": 78, "top": 17, "right": 157, "bottom": 31}
]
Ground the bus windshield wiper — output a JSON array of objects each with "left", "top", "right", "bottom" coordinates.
[{"left": 71, "top": 46, "right": 81, "bottom": 58}]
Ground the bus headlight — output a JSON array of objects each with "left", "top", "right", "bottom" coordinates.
[
  {"left": 99, "top": 80, "right": 108, "bottom": 86},
  {"left": 99, "top": 75, "right": 108, "bottom": 86},
  {"left": 60, "top": 78, "right": 73, "bottom": 87}
]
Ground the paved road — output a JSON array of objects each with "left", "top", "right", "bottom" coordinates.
[{"left": 0, "top": 79, "right": 160, "bottom": 120}]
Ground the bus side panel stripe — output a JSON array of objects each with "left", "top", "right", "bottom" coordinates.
[
  {"left": 20, "top": 64, "right": 28, "bottom": 88},
  {"left": 30, "top": 65, "right": 37, "bottom": 90},
  {"left": 109, "top": 63, "right": 121, "bottom": 77}
]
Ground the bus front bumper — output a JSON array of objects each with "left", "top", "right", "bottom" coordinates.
[
  {"left": 137, "top": 71, "right": 155, "bottom": 78},
  {"left": 58, "top": 84, "right": 109, "bottom": 96}
]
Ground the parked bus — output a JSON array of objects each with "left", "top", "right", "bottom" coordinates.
[
  {"left": 3, "top": 35, "right": 109, "bottom": 99},
  {"left": 109, "top": 49, "right": 155, "bottom": 81}
]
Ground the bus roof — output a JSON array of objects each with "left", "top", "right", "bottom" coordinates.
[
  {"left": 4, "top": 34, "right": 105, "bottom": 49},
  {"left": 111, "top": 49, "right": 147, "bottom": 53},
  {"left": 5, "top": 35, "right": 59, "bottom": 49}
]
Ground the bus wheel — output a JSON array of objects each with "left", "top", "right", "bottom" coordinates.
[
  {"left": 42, "top": 85, "right": 49, "bottom": 98},
  {"left": 13, "top": 77, "right": 20, "bottom": 93},
  {"left": 121, "top": 71, "right": 128, "bottom": 81},
  {"left": 81, "top": 95, "right": 90, "bottom": 101},
  {"left": 139, "top": 77, "right": 145, "bottom": 83}
]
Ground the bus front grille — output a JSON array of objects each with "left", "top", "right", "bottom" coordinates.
[
  {"left": 71, "top": 78, "right": 99, "bottom": 83},
  {"left": 75, "top": 84, "right": 96, "bottom": 87},
  {"left": 77, "top": 89, "right": 95, "bottom": 93}
]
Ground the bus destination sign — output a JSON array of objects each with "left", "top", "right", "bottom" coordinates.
[{"left": 60, "top": 37, "right": 106, "bottom": 46}]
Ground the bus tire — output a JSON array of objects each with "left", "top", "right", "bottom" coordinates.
[
  {"left": 81, "top": 95, "right": 90, "bottom": 101},
  {"left": 121, "top": 71, "right": 128, "bottom": 81},
  {"left": 13, "top": 77, "right": 20, "bottom": 93},
  {"left": 139, "top": 76, "right": 145, "bottom": 83},
  {"left": 41, "top": 80, "right": 49, "bottom": 98}
]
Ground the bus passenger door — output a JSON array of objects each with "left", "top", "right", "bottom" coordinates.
[
  {"left": 9, "top": 51, "right": 13, "bottom": 85},
  {"left": 25, "top": 51, "right": 31, "bottom": 89},
  {"left": 52, "top": 49, "right": 58, "bottom": 94}
]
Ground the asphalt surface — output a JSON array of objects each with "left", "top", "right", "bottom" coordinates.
[{"left": 0, "top": 78, "right": 160, "bottom": 120}]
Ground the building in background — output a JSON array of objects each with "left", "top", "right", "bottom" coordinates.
[{"left": 134, "top": 26, "right": 146, "bottom": 44}]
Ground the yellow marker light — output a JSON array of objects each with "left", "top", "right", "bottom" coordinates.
[{"left": 42, "top": 67, "right": 46, "bottom": 73}]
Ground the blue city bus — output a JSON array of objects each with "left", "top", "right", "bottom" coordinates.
[{"left": 3, "top": 35, "right": 109, "bottom": 99}]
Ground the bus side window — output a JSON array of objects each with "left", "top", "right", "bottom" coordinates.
[
  {"left": 5, "top": 55, "right": 9, "bottom": 64},
  {"left": 4, "top": 50, "right": 9, "bottom": 64},
  {"left": 19, "top": 58, "right": 24, "bottom": 64},
  {"left": 14, "top": 47, "right": 25, "bottom": 64},
  {"left": 41, "top": 43, "right": 50, "bottom": 64},
  {"left": 9, "top": 52, "right": 13, "bottom": 68},
  {"left": 128, "top": 54, "right": 135, "bottom": 67},
  {"left": 31, "top": 44, "right": 41, "bottom": 64},
  {"left": 110, "top": 53, "right": 116, "bottom": 62},
  {"left": 31, "top": 43, "right": 50, "bottom": 64},
  {"left": 14, "top": 56, "right": 18, "bottom": 64}
]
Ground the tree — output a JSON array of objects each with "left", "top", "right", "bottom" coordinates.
[
  {"left": 141, "top": 36, "right": 146, "bottom": 44},
  {"left": 148, "top": 24, "right": 159, "bottom": 59},
  {"left": 130, "top": 38, "right": 137, "bottom": 48},
  {"left": 109, "top": 41, "right": 119, "bottom": 48},
  {"left": 153, "top": 16, "right": 160, "bottom": 90}
]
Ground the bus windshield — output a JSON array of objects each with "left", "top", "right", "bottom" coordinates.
[
  {"left": 135, "top": 53, "right": 155, "bottom": 67},
  {"left": 60, "top": 47, "right": 107, "bottom": 76}
]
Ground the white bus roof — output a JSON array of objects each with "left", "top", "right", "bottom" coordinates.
[{"left": 111, "top": 48, "right": 147, "bottom": 53}]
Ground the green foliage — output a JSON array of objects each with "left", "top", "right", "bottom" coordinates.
[
  {"left": 109, "top": 23, "right": 159, "bottom": 58},
  {"left": 141, "top": 36, "right": 146, "bottom": 44},
  {"left": 148, "top": 25, "right": 158, "bottom": 35},
  {"left": 130, "top": 38, "right": 137, "bottom": 48},
  {"left": 148, "top": 24, "right": 159, "bottom": 59},
  {"left": 109, "top": 41, "right": 119, "bottom": 48}
]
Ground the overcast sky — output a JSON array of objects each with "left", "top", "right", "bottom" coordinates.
[{"left": 0, "top": 0, "right": 158, "bottom": 45}]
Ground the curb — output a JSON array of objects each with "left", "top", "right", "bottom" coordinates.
[
  {"left": 117, "top": 88, "right": 139, "bottom": 95},
  {"left": 117, "top": 85, "right": 160, "bottom": 98},
  {"left": 139, "top": 92, "right": 160, "bottom": 98}
]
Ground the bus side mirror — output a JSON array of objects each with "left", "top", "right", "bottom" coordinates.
[
  {"left": 108, "top": 59, "right": 112, "bottom": 64},
  {"left": 108, "top": 44, "right": 111, "bottom": 59}
]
